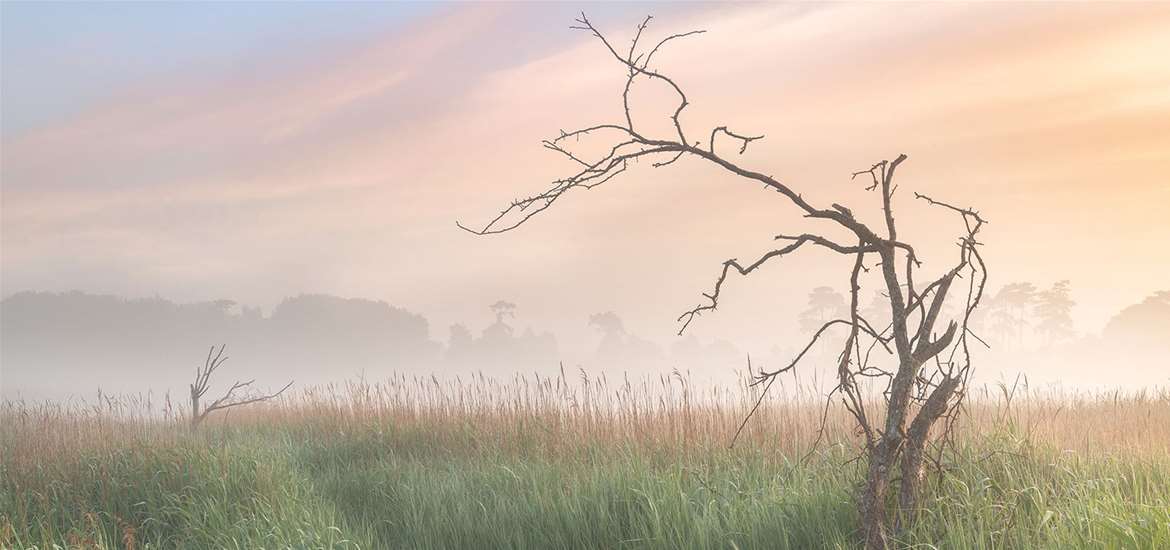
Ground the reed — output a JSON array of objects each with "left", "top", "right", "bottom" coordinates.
[{"left": 2, "top": 370, "right": 1168, "bottom": 549}]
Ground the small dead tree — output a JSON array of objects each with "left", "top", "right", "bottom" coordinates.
[
  {"left": 189, "top": 344, "right": 292, "bottom": 430},
  {"left": 459, "top": 14, "right": 988, "bottom": 548}
]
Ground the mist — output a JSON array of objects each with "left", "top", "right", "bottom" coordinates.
[
  {"left": 4, "top": 2, "right": 1170, "bottom": 399},
  {"left": 3, "top": 286, "right": 1165, "bottom": 402},
  {"left": 6, "top": 4, "right": 1170, "bottom": 549}
]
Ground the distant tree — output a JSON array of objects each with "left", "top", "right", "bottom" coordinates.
[
  {"left": 442, "top": 302, "right": 559, "bottom": 372},
  {"left": 241, "top": 305, "right": 263, "bottom": 321},
  {"left": 589, "top": 311, "right": 661, "bottom": 368},
  {"left": 799, "top": 286, "right": 848, "bottom": 333},
  {"left": 485, "top": 300, "right": 517, "bottom": 339},
  {"left": 446, "top": 323, "right": 474, "bottom": 364},
  {"left": 449, "top": 323, "right": 473, "bottom": 349},
  {"left": 267, "top": 294, "right": 441, "bottom": 374},
  {"left": 1104, "top": 290, "right": 1170, "bottom": 349},
  {"left": 490, "top": 300, "right": 517, "bottom": 323},
  {"left": 588, "top": 311, "right": 626, "bottom": 336},
  {"left": 991, "top": 282, "right": 1037, "bottom": 348},
  {"left": 1034, "top": 280, "right": 1075, "bottom": 345}
]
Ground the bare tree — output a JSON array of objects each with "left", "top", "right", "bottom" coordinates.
[
  {"left": 459, "top": 13, "right": 989, "bottom": 548},
  {"left": 189, "top": 344, "right": 292, "bottom": 430},
  {"left": 489, "top": 300, "right": 517, "bottom": 324}
]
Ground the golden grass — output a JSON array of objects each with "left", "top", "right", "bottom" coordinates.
[
  {"left": 6, "top": 370, "right": 1168, "bottom": 466},
  {"left": 3, "top": 370, "right": 1169, "bottom": 550}
]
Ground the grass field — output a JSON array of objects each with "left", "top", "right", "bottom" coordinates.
[{"left": 2, "top": 371, "right": 1169, "bottom": 549}]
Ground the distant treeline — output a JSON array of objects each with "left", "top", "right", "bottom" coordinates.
[
  {"left": 799, "top": 282, "right": 1169, "bottom": 352},
  {"left": 2, "top": 288, "right": 1167, "bottom": 398},
  {"left": 1, "top": 292, "right": 442, "bottom": 398},
  {"left": 0, "top": 292, "right": 747, "bottom": 399}
]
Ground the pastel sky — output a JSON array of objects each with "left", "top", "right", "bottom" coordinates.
[{"left": 2, "top": 2, "right": 1168, "bottom": 357}]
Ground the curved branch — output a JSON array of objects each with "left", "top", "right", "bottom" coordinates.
[
  {"left": 676, "top": 237, "right": 875, "bottom": 334},
  {"left": 710, "top": 126, "right": 764, "bottom": 155},
  {"left": 201, "top": 380, "right": 294, "bottom": 419},
  {"left": 571, "top": 12, "right": 702, "bottom": 143},
  {"left": 457, "top": 144, "right": 682, "bottom": 235}
]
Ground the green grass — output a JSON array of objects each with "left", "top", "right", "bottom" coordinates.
[{"left": 3, "top": 418, "right": 1168, "bottom": 550}]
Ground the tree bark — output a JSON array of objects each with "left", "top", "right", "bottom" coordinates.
[
  {"left": 189, "top": 386, "right": 202, "bottom": 430},
  {"left": 861, "top": 440, "right": 896, "bottom": 549},
  {"left": 896, "top": 375, "right": 962, "bottom": 531}
]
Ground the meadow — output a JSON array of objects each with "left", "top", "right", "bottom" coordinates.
[{"left": 2, "top": 370, "right": 1168, "bottom": 549}]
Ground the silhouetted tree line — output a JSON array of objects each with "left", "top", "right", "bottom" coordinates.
[
  {"left": 0, "top": 292, "right": 442, "bottom": 398},
  {"left": 1103, "top": 290, "right": 1170, "bottom": 348},
  {"left": 789, "top": 284, "right": 1169, "bottom": 388},
  {"left": 2, "top": 287, "right": 1165, "bottom": 398},
  {"left": 0, "top": 291, "right": 756, "bottom": 399},
  {"left": 795, "top": 281, "right": 1167, "bottom": 354},
  {"left": 443, "top": 301, "right": 559, "bottom": 373}
]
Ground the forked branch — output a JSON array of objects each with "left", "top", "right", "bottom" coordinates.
[{"left": 188, "top": 344, "right": 292, "bottom": 430}]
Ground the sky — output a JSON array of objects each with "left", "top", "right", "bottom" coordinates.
[{"left": 2, "top": 2, "right": 1169, "bottom": 364}]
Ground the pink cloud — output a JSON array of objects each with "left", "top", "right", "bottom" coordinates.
[{"left": 2, "top": 2, "right": 1168, "bottom": 364}]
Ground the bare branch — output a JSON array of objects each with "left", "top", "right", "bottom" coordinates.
[
  {"left": 710, "top": 126, "right": 764, "bottom": 155},
  {"left": 188, "top": 345, "right": 292, "bottom": 430},
  {"left": 677, "top": 237, "right": 877, "bottom": 335},
  {"left": 571, "top": 12, "right": 700, "bottom": 143},
  {"left": 914, "top": 192, "right": 987, "bottom": 227},
  {"left": 202, "top": 380, "right": 294, "bottom": 417}
]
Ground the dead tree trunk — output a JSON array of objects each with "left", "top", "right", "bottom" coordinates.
[
  {"left": 459, "top": 13, "right": 988, "bottom": 549},
  {"left": 188, "top": 344, "right": 292, "bottom": 431}
]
